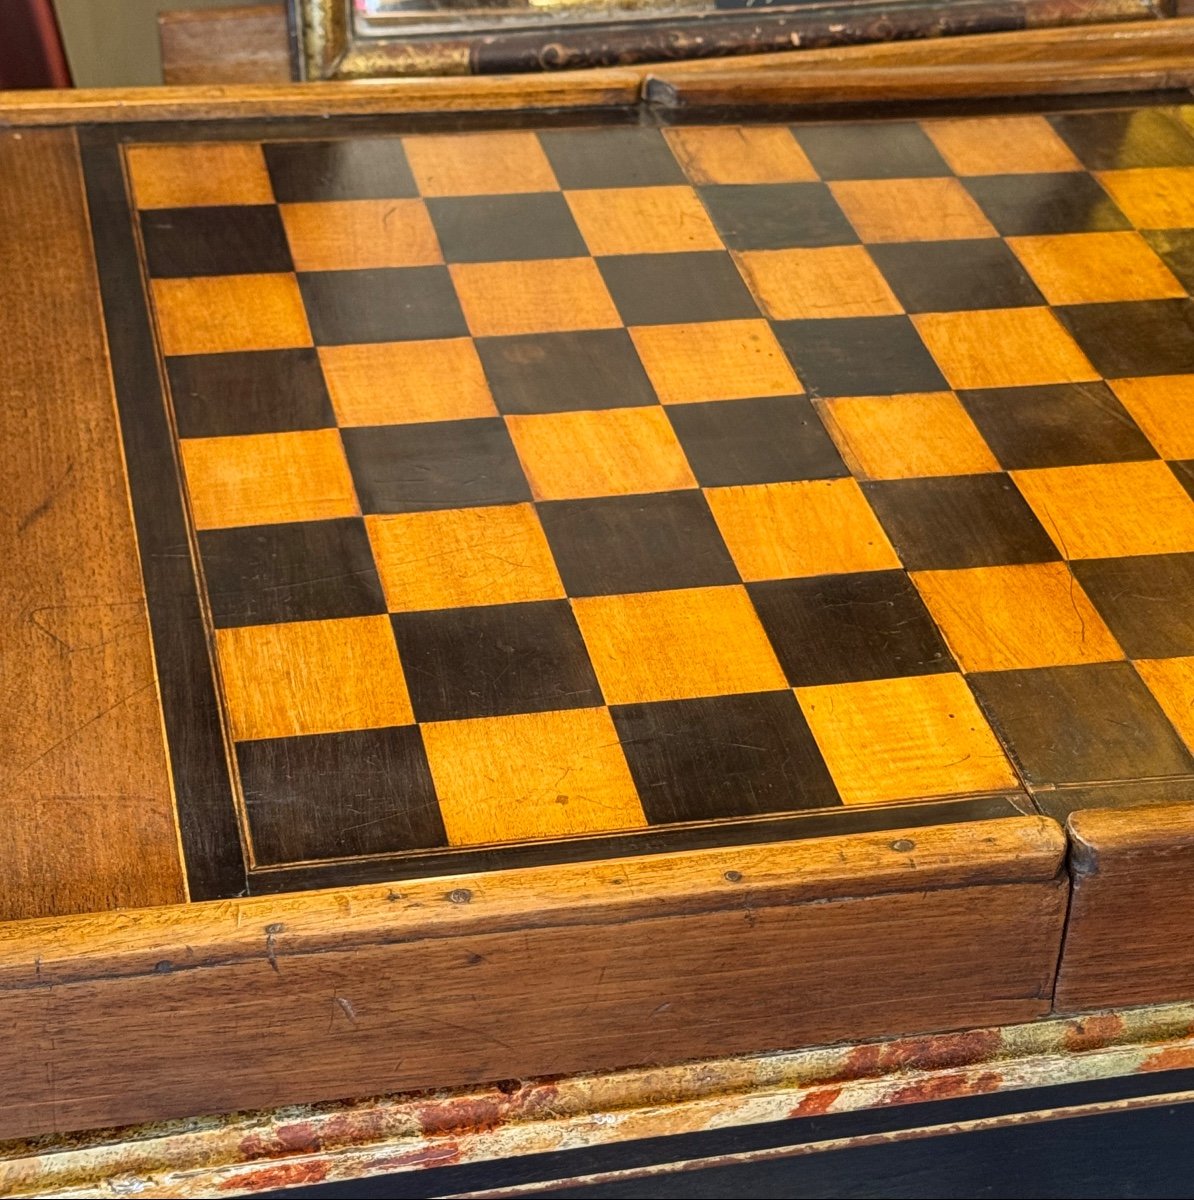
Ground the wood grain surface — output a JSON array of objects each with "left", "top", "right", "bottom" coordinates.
[
  {"left": 1055, "top": 804, "right": 1194, "bottom": 1012},
  {"left": 1, "top": 815, "right": 1067, "bottom": 1139},
  {"left": 0, "top": 129, "right": 184, "bottom": 921},
  {"left": 159, "top": 3, "right": 291, "bottom": 87}
]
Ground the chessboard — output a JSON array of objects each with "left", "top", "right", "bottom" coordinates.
[{"left": 93, "top": 102, "right": 1194, "bottom": 901}]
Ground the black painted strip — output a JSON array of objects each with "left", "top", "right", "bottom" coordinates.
[{"left": 78, "top": 126, "right": 247, "bottom": 901}]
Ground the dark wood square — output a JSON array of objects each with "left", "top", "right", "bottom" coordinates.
[
  {"left": 1055, "top": 300, "right": 1194, "bottom": 379},
  {"left": 537, "top": 491, "right": 738, "bottom": 597},
  {"left": 342, "top": 418, "right": 531, "bottom": 514},
  {"left": 298, "top": 266, "right": 467, "bottom": 345},
  {"left": 611, "top": 690, "right": 840, "bottom": 824},
  {"left": 199, "top": 517, "right": 386, "bottom": 628},
  {"left": 264, "top": 138, "right": 418, "bottom": 202},
  {"left": 537, "top": 128, "right": 685, "bottom": 189},
  {"left": 1144, "top": 230, "right": 1194, "bottom": 294},
  {"left": 426, "top": 194, "right": 587, "bottom": 263},
  {"left": 166, "top": 348, "right": 334, "bottom": 439},
  {"left": 792, "top": 121, "right": 949, "bottom": 180},
  {"left": 668, "top": 395, "right": 845, "bottom": 487},
  {"left": 959, "top": 382, "right": 1158, "bottom": 470},
  {"left": 863, "top": 474, "right": 1060, "bottom": 571},
  {"left": 140, "top": 206, "right": 292, "bottom": 278},
  {"left": 596, "top": 252, "right": 760, "bottom": 326},
  {"left": 749, "top": 570, "right": 954, "bottom": 687},
  {"left": 868, "top": 240, "right": 1044, "bottom": 314},
  {"left": 696, "top": 183, "right": 858, "bottom": 250},
  {"left": 963, "top": 173, "right": 1131, "bottom": 236},
  {"left": 1071, "top": 553, "right": 1194, "bottom": 659},
  {"left": 772, "top": 316, "right": 947, "bottom": 398},
  {"left": 476, "top": 330, "right": 657, "bottom": 414},
  {"left": 390, "top": 600, "right": 603, "bottom": 721},
  {"left": 969, "top": 661, "right": 1193, "bottom": 789},
  {"left": 1048, "top": 109, "right": 1194, "bottom": 170},
  {"left": 238, "top": 726, "right": 445, "bottom": 864}
]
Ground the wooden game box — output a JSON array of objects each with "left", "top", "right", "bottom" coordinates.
[{"left": 2, "top": 48, "right": 1193, "bottom": 1169}]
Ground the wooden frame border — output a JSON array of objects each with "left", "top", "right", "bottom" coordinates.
[
  {"left": 4, "top": 816, "right": 1067, "bottom": 1140},
  {"left": 1056, "top": 805, "right": 1194, "bottom": 1012}
]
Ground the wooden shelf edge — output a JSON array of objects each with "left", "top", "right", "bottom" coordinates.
[{"left": 1068, "top": 802, "right": 1194, "bottom": 874}]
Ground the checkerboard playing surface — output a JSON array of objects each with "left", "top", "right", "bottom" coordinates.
[{"left": 126, "top": 106, "right": 1194, "bottom": 875}]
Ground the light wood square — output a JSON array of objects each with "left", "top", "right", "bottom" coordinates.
[
  {"left": 796, "top": 673, "right": 1018, "bottom": 805},
  {"left": 572, "top": 585, "right": 787, "bottom": 705},
  {"left": 1009, "top": 232, "right": 1185, "bottom": 304},
  {"left": 1110, "top": 375, "right": 1194, "bottom": 459},
  {"left": 912, "top": 562, "right": 1122, "bottom": 673},
  {"left": 280, "top": 200, "right": 442, "bottom": 271},
  {"left": 1097, "top": 168, "right": 1194, "bottom": 229},
  {"left": 320, "top": 339, "right": 496, "bottom": 426},
  {"left": 403, "top": 131, "right": 558, "bottom": 196},
  {"left": 216, "top": 616, "right": 413, "bottom": 741},
  {"left": 450, "top": 259, "right": 620, "bottom": 337},
  {"left": 565, "top": 186, "right": 723, "bottom": 255},
  {"left": 422, "top": 707, "right": 645, "bottom": 846},
  {"left": 913, "top": 308, "right": 1097, "bottom": 390},
  {"left": 736, "top": 246, "right": 902, "bottom": 320},
  {"left": 1136, "top": 657, "right": 1194, "bottom": 752},
  {"left": 151, "top": 274, "right": 312, "bottom": 356},
  {"left": 1013, "top": 461, "right": 1194, "bottom": 559},
  {"left": 507, "top": 407, "right": 696, "bottom": 500},
  {"left": 830, "top": 178, "right": 997, "bottom": 242},
  {"left": 923, "top": 116, "right": 1082, "bottom": 176},
  {"left": 818, "top": 392, "right": 999, "bottom": 480},
  {"left": 663, "top": 125, "right": 819, "bottom": 184},
  {"left": 630, "top": 319, "right": 801, "bottom": 404},
  {"left": 126, "top": 143, "right": 274, "bottom": 209},
  {"left": 181, "top": 429, "right": 357, "bottom": 529},
  {"left": 705, "top": 479, "right": 900, "bottom": 581},
  {"left": 368, "top": 504, "right": 564, "bottom": 612}
]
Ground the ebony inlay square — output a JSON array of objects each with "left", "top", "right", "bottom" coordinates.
[
  {"left": 537, "top": 491, "right": 738, "bottom": 597},
  {"left": 167, "top": 349, "right": 334, "bottom": 438},
  {"left": 963, "top": 174, "right": 1131, "bottom": 236},
  {"left": 612, "top": 690, "right": 840, "bottom": 824},
  {"left": 667, "top": 395, "right": 846, "bottom": 487},
  {"left": 1071, "top": 553, "right": 1194, "bottom": 659},
  {"left": 538, "top": 127, "right": 686, "bottom": 189},
  {"left": 1049, "top": 109, "right": 1194, "bottom": 170},
  {"left": 868, "top": 240, "right": 1044, "bottom": 313},
  {"left": 959, "top": 382, "right": 1158, "bottom": 470},
  {"left": 1055, "top": 300, "right": 1194, "bottom": 378},
  {"left": 475, "top": 330, "right": 657, "bottom": 414},
  {"left": 1143, "top": 230, "right": 1194, "bottom": 293},
  {"left": 772, "top": 316, "right": 948, "bottom": 398},
  {"left": 792, "top": 121, "right": 949, "bottom": 180},
  {"left": 749, "top": 570, "right": 954, "bottom": 687},
  {"left": 342, "top": 418, "right": 531, "bottom": 513},
  {"left": 863, "top": 474, "right": 1060, "bottom": 571},
  {"left": 298, "top": 266, "right": 467, "bottom": 345},
  {"left": 427, "top": 194, "right": 587, "bottom": 263},
  {"left": 969, "top": 661, "right": 1194, "bottom": 789},
  {"left": 264, "top": 138, "right": 419, "bottom": 202},
  {"left": 390, "top": 600, "right": 603, "bottom": 721},
  {"left": 238, "top": 726, "right": 445, "bottom": 864},
  {"left": 597, "top": 252, "right": 760, "bottom": 326},
  {"left": 696, "top": 183, "right": 858, "bottom": 250},
  {"left": 199, "top": 518, "right": 386, "bottom": 627},
  {"left": 140, "top": 206, "right": 292, "bottom": 278}
]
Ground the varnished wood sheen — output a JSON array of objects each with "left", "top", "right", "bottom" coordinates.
[
  {"left": 0, "top": 130, "right": 184, "bottom": 920},
  {"left": 159, "top": 4, "right": 291, "bottom": 87},
  {"left": 1, "top": 816, "right": 1066, "bottom": 1139},
  {"left": 1056, "top": 804, "right": 1194, "bottom": 1012}
]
